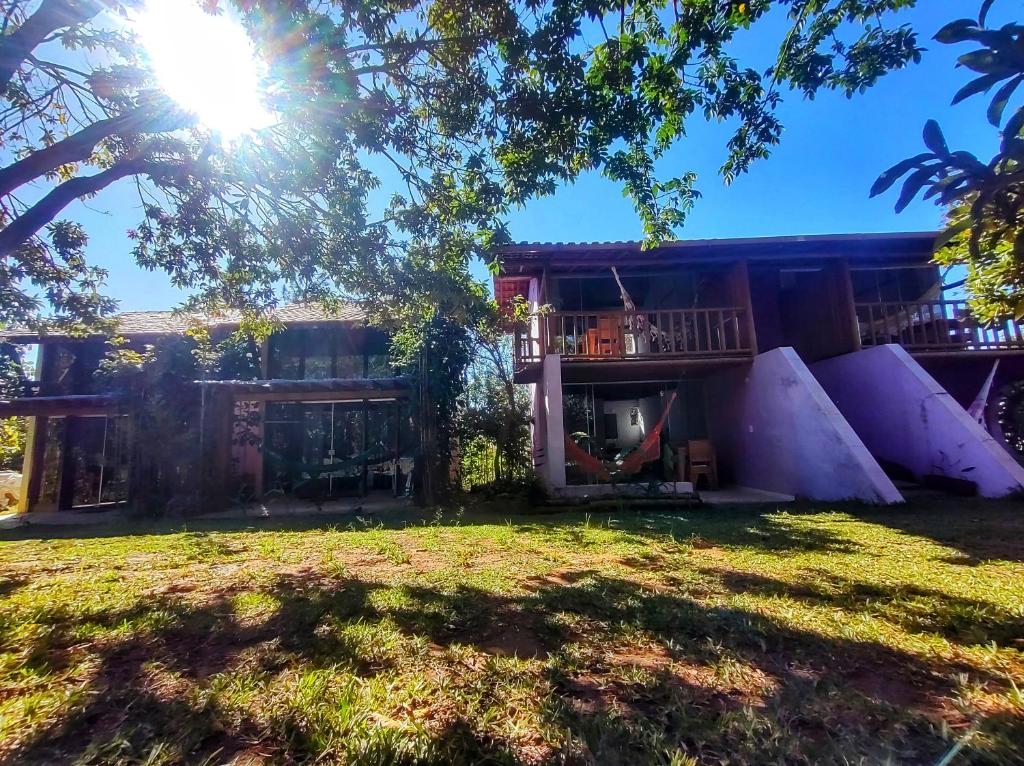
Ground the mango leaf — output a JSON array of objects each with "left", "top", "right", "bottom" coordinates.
[
  {"left": 952, "top": 72, "right": 1004, "bottom": 105},
  {"left": 958, "top": 50, "right": 1013, "bottom": 75},
  {"left": 934, "top": 18, "right": 978, "bottom": 44},
  {"left": 987, "top": 75, "right": 1023, "bottom": 127},
  {"left": 933, "top": 220, "right": 971, "bottom": 252},
  {"left": 922, "top": 120, "right": 949, "bottom": 156},
  {"left": 869, "top": 153, "right": 932, "bottom": 197},
  {"left": 1003, "top": 106, "right": 1024, "bottom": 142},
  {"left": 894, "top": 166, "right": 936, "bottom": 213},
  {"left": 979, "top": 0, "right": 995, "bottom": 26}
]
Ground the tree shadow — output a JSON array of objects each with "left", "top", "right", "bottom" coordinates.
[
  {"left": 709, "top": 568, "right": 1024, "bottom": 648},
  {"left": 512, "top": 507, "right": 862, "bottom": 555},
  {"left": 5, "top": 567, "right": 1022, "bottom": 764},
  {"left": 857, "top": 499, "right": 1024, "bottom": 564}
]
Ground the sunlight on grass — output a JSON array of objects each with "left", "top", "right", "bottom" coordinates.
[{"left": 0, "top": 502, "right": 1021, "bottom": 764}]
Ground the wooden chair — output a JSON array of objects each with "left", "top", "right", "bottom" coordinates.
[
  {"left": 687, "top": 439, "right": 718, "bottom": 490},
  {"left": 596, "top": 316, "right": 622, "bottom": 356}
]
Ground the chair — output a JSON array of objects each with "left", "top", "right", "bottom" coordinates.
[
  {"left": 687, "top": 439, "right": 718, "bottom": 490},
  {"left": 596, "top": 316, "right": 622, "bottom": 356}
]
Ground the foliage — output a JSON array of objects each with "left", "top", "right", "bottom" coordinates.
[
  {"left": 95, "top": 329, "right": 260, "bottom": 515},
  {"left": 0, "top": 0, "right": 924, "bottom": 332},
  {"left": 391, "top": 310, "right": 476, "bottom": 503},
  {"left": 0, "top": 343, "right": 28, "bottom": 473},
  {"left": 0, "top": 416, "right": 24, "bottom": 473},
  {"left": 460, "top": 335, "right": 532, "bottom": 488},
  {"left": 871, "top": 1, "right": 1024, "bottom": 320},
  {"left": 0, "top": 503, "right": 1022, "bottom": 763}
]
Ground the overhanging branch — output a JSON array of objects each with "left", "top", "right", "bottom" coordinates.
[
  {"left": 0, "top": 0, "right": 103, "bottom": 94},
  {"left": 0, "top": 105, "right": 185, "bottom": 199},
  {"left": 0, "top": 156, "right": 151, "bottom": 257}
]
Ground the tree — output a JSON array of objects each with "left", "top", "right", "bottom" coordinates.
[
  {"left": 871, "top": 1, "right": 1024, "bottom": 321},
  {"left": 0, "top": 0, "right": 924, "bottom": 333},
  {"left": 461, "top": 331, "right": 532, "bottom": 487},
  {"left": 0, "top": 342, "right": 27, "bottom": 473}
]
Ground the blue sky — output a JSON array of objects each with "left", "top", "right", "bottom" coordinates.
[{"left": 68, "top": 1, "right": 992, "bottom": 311}]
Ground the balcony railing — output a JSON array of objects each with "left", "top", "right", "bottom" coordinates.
[
  {"left": 513, "top": 307, "right": 753, "bottom": 366},
  {"left": 857, "top": 300, "right": 1024, "bottom": 351}
]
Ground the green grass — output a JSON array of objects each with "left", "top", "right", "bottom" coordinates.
[{"left": 0, "top": 500, "right": 1022, "bottom": 765}]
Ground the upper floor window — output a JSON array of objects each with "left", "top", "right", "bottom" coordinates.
[{"left": 267, "top": 326, "right": 391, "bottom": 380}]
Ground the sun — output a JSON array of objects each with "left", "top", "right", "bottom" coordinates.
[{"left": 132, "top": 0, "right": 274, "bottom": 142}]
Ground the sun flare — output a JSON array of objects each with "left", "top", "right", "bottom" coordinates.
[{"left": 133, "top": 0, "right": 274, "bottom": 141}]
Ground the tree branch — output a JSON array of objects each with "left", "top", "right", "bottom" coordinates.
[
  {"left": 0, "top": 105, "right": 184, "bottom": 199},
  {"left": 0, "top": 156, "right": 150, "bottom": 257},
  {"left": 0, "top": 0, "right": 103, "bottom": 94}
]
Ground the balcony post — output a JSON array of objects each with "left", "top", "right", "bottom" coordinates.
[
  {"left": 732, "top": 260, "right": 758, "bottom": 354},
  {"left": 837, "top": 258, "right": 862, "bottom": 353}
]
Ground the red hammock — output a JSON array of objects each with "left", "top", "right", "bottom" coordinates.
[{"left": 563, "top": 391, "right": 677, "bottom": 479}]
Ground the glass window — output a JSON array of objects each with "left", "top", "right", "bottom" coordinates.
[
  {"left": 366, "top": 354, "right": 391, "bottom": 377},
  {"left": 268, "top": 332, "right": 303, "bottom": 379},
  {"left": 335, "top": 330, "right": 364, "bottom": 378}
]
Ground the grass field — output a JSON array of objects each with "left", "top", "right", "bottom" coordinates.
[{"left": 0, "top": 500, "right": 1022, "bottom": 765}]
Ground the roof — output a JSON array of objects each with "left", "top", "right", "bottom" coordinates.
[
  {"left": 2, "top": 302, "right": 367, "bottom": 343},
  {"left": 496, "top": 231, "right": 939, "bottom": 272}
]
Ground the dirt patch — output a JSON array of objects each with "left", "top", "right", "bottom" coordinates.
[
  {"left": 606, "top": 643, "right": 673, "bottom": 670},
  {"left": 479, "top": 624, "right": 548, "bottom": 659},
  {"left": 845, "top": 668, "right": 956, "bottom": 723},
  {"left": 521, "top": 569, "right": 595, "bottom": 591}
]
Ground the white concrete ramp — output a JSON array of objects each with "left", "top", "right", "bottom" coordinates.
[
  {"left": 812, "top": 344, "right": 1024, "bottom": 498},
  {"left": 706, "top": 348, "right": 903, "bottom": 504}
]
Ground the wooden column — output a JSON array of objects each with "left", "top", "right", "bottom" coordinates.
[
  {"left": 836, "top": 257, "right": 862, "bottom": 353},
  {"left": 20, "top": 344, "right": 50, "bottom": 513},
  {"left": 18, "top": 416, "right": 46, "bottom": 513},
  {"left": 360, "top": 399, "right": 369, "bottom": 496},
  {"left": 733, "top": 259, "right": 758, "bottom": 355}
]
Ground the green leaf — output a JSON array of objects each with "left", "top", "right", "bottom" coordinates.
[
  {"left": 979, "top": 0, "right": 995, "bottom": 26},
  {"left": 1005, "top": 106, "right": 1024, "bottom": 141},
  {"left": 935, "top": 18, "right": 978, "bottom": 44},
  {"left": 933, "top": 220, "right": 971, "bottom": 252},
  {"left": 958, "top": 50, "right": 1013, "bottom": 75},
  {"left": 894, "top": 166, "right": 936, "bottom": 213},
  {"left": 987, "top": 75, "right": 1023, "bottom": 127},
  {"left": 922, "top": 120, "right": 949, "bottom": 156},
  {"left": 869, "top": 153, "right": 932, "bottom": 197},
  {"left": 951, "top": 72, "right": 1004, "bottom": 105}
]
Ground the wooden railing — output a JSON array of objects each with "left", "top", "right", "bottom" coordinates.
[
  {"left": 513, "top": 307, "right": 753, "bottom": 366},
  {"left": 857, "top": 300, "right": 1024, "bottom": 351}
]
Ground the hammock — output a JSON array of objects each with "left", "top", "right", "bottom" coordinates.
[
  {"left": 265, "top": 446, "right": 396, "bottom": 478},
  {"left": 564, "top": 391, "right": 677, "bottom": 479}
]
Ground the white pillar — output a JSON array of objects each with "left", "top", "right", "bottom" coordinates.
[{"left": 542, "top": 353, "right": 566, "bottom": 488}]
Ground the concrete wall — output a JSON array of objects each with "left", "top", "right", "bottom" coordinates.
[
  {"left": 603, "top": 395, "right": 661, "bottom": 449},
  {"left": 812, "top": 344, "right": 1024, "bottom": 498},
  {"left": 706, "top": 347, "right": 902, "bottom": 503},
  {"left": 538, "top": 354, "right": 566, "bottom": 489}
]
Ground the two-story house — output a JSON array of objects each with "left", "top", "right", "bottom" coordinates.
[
  {"left": 1, "top": 304, "right": 414, "bottom": 514},
  {"left": 496, "top": 232, "right": 1024, "bottom": 503}
]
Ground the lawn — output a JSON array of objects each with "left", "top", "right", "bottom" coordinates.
[{"left": 0, "top": 501, "right": 1022, "bottom": 765}]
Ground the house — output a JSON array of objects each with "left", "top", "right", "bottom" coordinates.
[
  {"left": 494, "top": 232, "right": 1024, "bottom": 503},
  {"left": 0, "top": 305, "right": 415, "bottom": 514}
]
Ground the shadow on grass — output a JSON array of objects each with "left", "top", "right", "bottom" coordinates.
[
  {"left": 856, "top": 498, "right": 1024, "bottom": 564},
  {"left": 710, "top": 568, "right": 1024, "bottom": 648},
  {"left": 6, "top": 567, "right": 1022, "bottom": 765}
]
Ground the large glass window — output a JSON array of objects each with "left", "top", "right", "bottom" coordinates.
[
  {"left": 263, "top": 400, "right": 402, "bottom": 498},
  {"left": 267, "top": 328, "right": 391, "bottom": 380},
  {"left": 66, "top": 415, "right": 130, "bottom": 508}
]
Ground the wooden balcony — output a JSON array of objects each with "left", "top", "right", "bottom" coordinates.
[
  {"left": 857, "top": 300, "right": 1024, "bottom": 352},
  {"left": 513, "top": 307, "right": 754, "bottom": 367}
]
